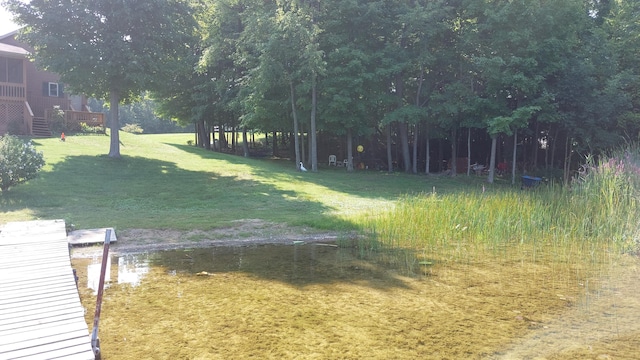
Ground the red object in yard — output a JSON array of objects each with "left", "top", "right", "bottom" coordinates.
[{"left": 60, "top": 132, "right": 65, "bottom": 142}]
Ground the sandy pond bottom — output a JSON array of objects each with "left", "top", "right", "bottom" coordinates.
[{"left": 72, "top": 244, "right": 640, "bottom": 360}]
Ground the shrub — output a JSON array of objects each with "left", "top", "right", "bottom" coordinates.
[
  {"left": 49, "top": 105, "right": 68, "bottom": 133},
  {"left": 0, "top": 135, "right": 45, "bottom": 192},
  {"left": 79, "top": 122, "right": 106, "bottom": 134},
  {"left": 121, "top": 123, "right": 144, "bottom": 134}
]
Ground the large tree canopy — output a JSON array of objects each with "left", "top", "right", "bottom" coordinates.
[
  {"left": 7, "top": 0, "right": 639, "bottom": 177},
  {"left": 5, "top": 0, "right": 198, "bottom": 157}
]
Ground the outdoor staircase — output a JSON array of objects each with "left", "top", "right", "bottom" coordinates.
[{"left": 31, "top": 117, "right": 52, "bottom": 137}]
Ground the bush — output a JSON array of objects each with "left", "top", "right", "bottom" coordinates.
[
  {"left": 0, "top": 135, "right": 45, "bottom": 192},
  {"left": 79, "top": 122, "right": 106, "bottom": 134},
  {"left": 121, "top": 123, "right": 144, "bottom": 134},
  {"left": 49, "top": 105, "right": 67, "bottom": 133}
]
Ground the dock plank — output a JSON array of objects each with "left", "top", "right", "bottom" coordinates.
[
  {"left": 0, "top": 220, "right": 95, "bottom": 360},
  {"left": 67, "top": 228, "right": 117, "bottom": 245}
]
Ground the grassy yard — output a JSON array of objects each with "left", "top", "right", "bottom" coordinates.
[
  {"left": 0, "top": 132, "right": 501, "bottom": 232},
  {"left": 5, "top": 132, "right": 639, "bottom": 359}
]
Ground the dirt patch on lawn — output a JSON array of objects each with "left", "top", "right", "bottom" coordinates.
[{"left": 71, "top": 219, "right": 351, "bottom": 258}]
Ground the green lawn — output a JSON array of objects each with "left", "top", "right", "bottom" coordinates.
[{"left": 1, "top": 132, "right": 501, "bottom": 231}]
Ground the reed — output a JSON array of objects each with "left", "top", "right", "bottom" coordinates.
[{"left": 355, "top": 146, "right": 640, "bottom": 273}]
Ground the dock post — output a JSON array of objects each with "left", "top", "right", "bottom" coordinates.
[{"left": 91, "top": 229, "right": 111, "bottom": 360}]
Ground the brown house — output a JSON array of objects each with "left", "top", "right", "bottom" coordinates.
[{"left": 0, "top": 30, "right": 104, "bottom": 136}]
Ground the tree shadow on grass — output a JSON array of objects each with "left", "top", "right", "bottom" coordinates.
[
  {"left": 1, "top": 150, "right": 427, "bottom": 289},
  {"left": 166, "top": 143, "right": 480, "bottom": 201},
  {"left": 1, "top": 153, "right": 356, "bottom": 230}
]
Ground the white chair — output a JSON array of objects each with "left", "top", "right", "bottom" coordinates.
[{"left": 328, "top": 155, "right": 337, "bottom": 166}]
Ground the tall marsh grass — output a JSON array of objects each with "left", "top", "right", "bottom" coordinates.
[{"left": 356, "top": 146, "right": 640, "bottom": 272}]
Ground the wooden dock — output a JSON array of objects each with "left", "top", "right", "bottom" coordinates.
[{"left": 0, "top": 220, "right": 95, "bottom": 360}]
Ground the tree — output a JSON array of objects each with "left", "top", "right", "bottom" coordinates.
[
  {"left": 6, "top": 0, "right": 197, "bottom": 157},
  {"left": 317, "top": 0, "right": 390, "bottom": 172}
]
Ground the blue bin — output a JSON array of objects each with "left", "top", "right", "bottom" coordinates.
[{"left": 521, "top": 176, "right": 542, "bottom": 188}]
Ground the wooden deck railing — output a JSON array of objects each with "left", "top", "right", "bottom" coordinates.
[
  {"left": 45, "top": 108, "right": 105, "bottom": 131},
  {"left": 65, "top": 110, "right": 105, "bottom": 128},
  {"left": 0, "top": 82, "right": 26, "bottom": 101}
]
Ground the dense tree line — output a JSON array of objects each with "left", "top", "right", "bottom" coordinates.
[
  {"left": 8, "top": 0, "right": 639, "bottom": 181},
  {"left": 154, "top": 0, "right": 638, "bottom": 181}
]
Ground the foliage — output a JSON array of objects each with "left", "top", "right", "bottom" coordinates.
[
  {"left": 79, "top": 122, "right": 106, "bottom": 135},
  {"left": 6, "top": 0, "right": 640, "bottom": 172},
  {"left": 48, "top": 106, "right": 67, "bottom": 133},
  {"left": 358, "top": 144, "right": 640, "bottom": 273},
  {"left": 87, "top": 98, "right": 189, "bottom": 134},
  {"left": 0, "top": 135, "right": 45, "bottom": 192},
  {"left": 5, "top": 0, "right": 198, "bottom": 157},
  {"left": 121, "top": 124, "right": 144, "bottom": 134}
]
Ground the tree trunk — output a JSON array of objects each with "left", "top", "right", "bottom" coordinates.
[
  {"left": 438, "top": 139, "right": 444, "bottom": 172},
  {"left": 450, "top": 127, "right": 457, "bottom": 176},
  {"left": 272, "top": 131, "right": 278, "bottom": 157},
  {"left": 242, "top": 127, "right": 249, "bottom": 157},
  {"left": 300, "top": 122, "right": 306, "bottom": 165},
  {"left": 551, "top": 125, "right": 559, "bottom": 170},
  {"left": 533, "top": 119, "right": 539, "bottom": 169},
  {"left": 466, "top": 128, "right": 472, "bottom": 176},
  {"left": 209, "top": 125, "right": 215, "bottom": 151},
  {"left": 218, "top": 126, "right": 226, "bottom": 151},
  {"left": 563, "top": 133, "right": 572, "bottom": 186},
  {"left": 290, "top": 81, "right": 301, "bottom": 170},
  {"left": 196, "top": 118, "right": 208, "bottom": 149},
  {"left": 108, "top": 90, "right": 121, "bottom": 158},
  {"left": 205, "top": 123, "right": 211, "bottom": 150},
  {"left": 398, "top": 121, "right": 411, "bottom": 172},
  {"left": 386, "top": 124, "right": 393, "bottom": 172},
  {"left": 425, "top": 132, "right": 430, "bottom": 175},
  {"left": 395, "top": 72, "right": 411, "bottom": 172},
  {"left": 411, "top": 124, "right": 418, "bottom": 174},
  {"left": 346, "top": 128, "right": 354, "bottom": 172},
  {"left": 511, "top": 128, "right": 518, "bottom": 185},
  {"left": 310, "top": 75, "right": 318, "bottom": 172},
  {"left": 487, "top": 135, "right": 497, "bottom": 183},
  {"left": 194, "top": 124, "right": 198, "bottom": 147},
  {"left": 231, "top": 127, "right": 236, "bottom": 153}
]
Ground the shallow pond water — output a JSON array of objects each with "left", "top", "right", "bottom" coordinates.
[{"left": 73, "top": 243, "right": 640, "bottom": 359}]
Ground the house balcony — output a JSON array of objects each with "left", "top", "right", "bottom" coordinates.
[{"left": 0, "top": 82, "right": 26, "bottom": 101}]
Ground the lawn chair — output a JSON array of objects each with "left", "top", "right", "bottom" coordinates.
[
  {"left": 470, "top": 163, "right": 486, "bottom": 175},
  {"left": 328, "top": 155, "right": 337, "bottom": 166}
]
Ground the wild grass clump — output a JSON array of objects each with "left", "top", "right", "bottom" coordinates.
[{"left": 356, "top": 146, "right": 640, "bottom": 271}]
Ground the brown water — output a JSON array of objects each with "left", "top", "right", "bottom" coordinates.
[{"left": 72, "top": 244, "right": 640, "bottom": 359}]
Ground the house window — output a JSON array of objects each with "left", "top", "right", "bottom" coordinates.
[
  {"left": 7, "top": 58, "right": 23, "bottom": 83},
  {"left": 0, "top": 56, "right": 24, "bottom": 83},
  {"left": 0, "top": 57, "right": 6, "bottom": 82},
  {"left": 48, "top": 82, "right": 59, "bottom": 97}
]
